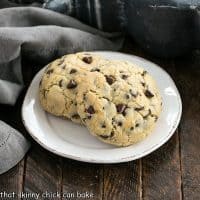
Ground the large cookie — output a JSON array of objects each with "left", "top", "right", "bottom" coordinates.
[
  {"left": 39, "top": 52, "right": 108, "bottom": 123},
  {"left": 77, "top": 60, "right": 162, "bottom": 146}
]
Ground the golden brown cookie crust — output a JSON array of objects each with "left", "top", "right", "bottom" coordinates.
[{"left": 76, "top": 60, "right": 162, "bottom": 146}]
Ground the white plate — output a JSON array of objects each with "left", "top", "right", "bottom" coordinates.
[{"left": 22, "top": 51, "right": 182, "bottom": 163}]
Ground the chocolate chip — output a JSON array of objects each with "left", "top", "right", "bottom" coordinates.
[
  {"left": 130, "top": 89, "right": 138, "bottom": 98},
  {"left": 46, "top": 69, "right": 54, "bottom": 75},
  {"left": 100, "top": 130, "right": 114, "bottom": 139},
  {"left": 151, "top": 114, "right": 158, "bottom": 122},
  {"left": 102, "top": 123, "right": 106, "bottom": 128},
  {"left": 70, "top": 69, "right": 77, "bottom": 74},
  {"left": 122, "top": 110, "right": 127, "bottom": 116},
  {"left": 61, "top": 64, "right": 66, "bottom": 69},
  {"left": 116, "top": 104, "right": 126, "bottom": 113},
  {"left": 142, "top": 71, "right": 147, "bottom": 76},
  {"left": 39, "top": 79, "right": 42, "bottom": 86},
  {"left": 82, "top": 118, "right": 87, "bottom": 122},
  {"left": 71, "top": 114, "right": 79, "bottom": 119},
  {"left": 67, "top": 80, "right": 77, "bottom": 89},
  {"left": 144, "top": 90, "right": 154, "bottom": 98},
  {"left": 143, "top": 109, "right": 152, "bottom": 119},
  {"left": 90, "top": 68, "right": 100, "bottom": 72},
  {"left": 135, "top": 123, "right": 140, "bottom": 127},
  {"left": 130, "top": 127, "right": 134, "bottom": 130},
  {"left": 141, "top": 82, "right": 146, "bottom": 87},
  {"left": 58, "top": 59, "right": 64, "bottom": 65},
  {"left": 102, "top": 97, "right": 110, "bottom": 101},
  {"left": 105, "top": 75, "right": 116, "bottom": 85},
  {"left": 86, "top": 105, "right": 95, "bottom": 114},
  {"left": 87, "top": 116, "right": 92, "bottom": 119},
  {"left": 110, "top": 131, "right": 114, "bottom": 137},
  {"left": 125, "top": 94, "right": 130, "bottom": 99},
  {"left": 99, "top": 135, "right": 110, "bottom": 139},
  {"left": 121, "top": 74, "right": 128, "bottom": 80},
  {"left": 82, "top": 56, "right": 93, "bottom": 64},
  {"left": 116, "top": 104, "right": 127, "bottom": 116},
  {"left": 135, "top": 106, "right": 144, "bottom": 111},
  {"left": 154, "top": 115, "right": 158, "bottom": 122},
  {"left": 43, "top": 89, "right": 47, "bottom": 98},
  {"left": 117, "top": 121, "right": 122, "bottom": 126},
  {"left": 83, "top": 94, "right": 86, "bottom": 100},
  {"left": 59, "top": 79, "right": 63, "bottom": 87},
  {"left": 99, "top": 131, "right": 114, "bottom": 139}
]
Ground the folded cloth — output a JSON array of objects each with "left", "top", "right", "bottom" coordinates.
[
  {"left": 0, "top": 7, "right": 122, "bottom": 105},
  {"left": 0, "top": 121, "right": 30, "bottom": 174},
  {"left": 0, "top": 6, "right": 123, "bottom": 174}
]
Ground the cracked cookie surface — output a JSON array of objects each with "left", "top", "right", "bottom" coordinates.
[
  {"left": 77, "top": 60, "right": 162, "bottom": 146},
  {"left": 39, "top": 52, "right": 108, "bottom": 123}
]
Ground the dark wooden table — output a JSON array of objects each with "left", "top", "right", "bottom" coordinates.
[{"left": 0, "top": 39, "right": 200, "bottom": 200}]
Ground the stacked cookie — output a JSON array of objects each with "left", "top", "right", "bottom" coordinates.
[{"left": 39, "top": 52, "right": 162, "bottom": 146}]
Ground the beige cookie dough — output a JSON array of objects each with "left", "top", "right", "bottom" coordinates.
[
  {"left": 39, "top": 52, "right": 108, "bottom": 123},
  {"left": 76, "top": 60, "right": 162, "bottom": 146}
]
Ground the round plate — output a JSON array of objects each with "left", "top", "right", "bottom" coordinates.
[{"left": 22, "top": 51, "right": 182, "bottom": 163}]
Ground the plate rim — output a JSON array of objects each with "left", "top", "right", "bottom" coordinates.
[{"left": 21, "top": 51, "right": 182, "bottom": 163}]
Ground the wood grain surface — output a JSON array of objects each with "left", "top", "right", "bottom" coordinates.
[
  {"left": 174, "top": 54, "right": 200, "bottom": 200},
  {"left": 0, "top": 39, "right": 199, "bottom": 200},
  {"left": 62, "top": 160, "right": 102, "bottom": 200},
  {"left": 103, "top": 161, "right": 142, "bottom": 200}
]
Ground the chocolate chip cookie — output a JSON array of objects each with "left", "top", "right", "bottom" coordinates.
[
  {"left": 39, "top": 52, "right": 108, "bottom": 123},
  {"left": 76, "top": 60, "right": 162, "bottom": 146}
]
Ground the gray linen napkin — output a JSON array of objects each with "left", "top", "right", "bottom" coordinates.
[
  {"left": 0, "top": 6, "right": 122, "bottom": 174},
  {"left": 0, "top": 121, "right": 30, "bottom": 174},
  {"left": 0, "top": 7, "right": 122, "bottom": 105}
]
